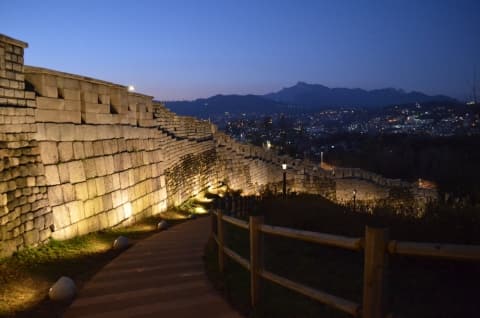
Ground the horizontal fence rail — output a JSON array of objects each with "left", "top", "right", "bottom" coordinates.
[
  {"left": 260, "top": 269, "right": 360, "bottom": 316},
  {"left": 388, "top": 240, "right": 480, "bottom": 261},
  {"left": 210, "top": 197, "right": 480, "bottom": 318},
  {"left": 259, "top": 224, "right": 363, "bottom": 251}
]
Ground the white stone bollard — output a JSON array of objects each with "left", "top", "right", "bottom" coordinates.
[
  {"left": 157, "top": 220, "right": 168, "bottom": 230},
  {"left": 113, "top": 236, "right": 130, "bottom": 250},
  {"left": 49, "top": 276, "right": 76, "bottom": 302}
]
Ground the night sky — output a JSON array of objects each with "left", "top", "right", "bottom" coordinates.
[{"left": 2, "top": 0, "right": 479, "bottom": 101}]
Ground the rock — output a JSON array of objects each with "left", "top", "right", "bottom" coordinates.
[
  {"left": 157, "top": 220, "right": 168, "bottom": 230},
  {"left": 49, "top": 276, "right": 76, "bottom": 302},
  {"left": 113, "top": 236, "right": 130, "bottom": 250}
]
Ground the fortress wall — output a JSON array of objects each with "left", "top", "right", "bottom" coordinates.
[
  {"left": 22, "top": 67, "right": 220, "bottom": 242},
  {"left": 0, "top": 35, "right": 51, "bottom": 257}
]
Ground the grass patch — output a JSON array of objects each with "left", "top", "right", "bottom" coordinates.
[
  {"left": 206, "top": 194, "right": 480, "bottom": 317},
  {"left": 0, "top": 215, "right": 180, "bottom": 318}
]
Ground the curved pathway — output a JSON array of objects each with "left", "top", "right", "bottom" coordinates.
[{"left": 64, "top": 216, "right": 243, "bottom": 318}]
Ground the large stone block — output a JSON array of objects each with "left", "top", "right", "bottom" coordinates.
[
  {"left": 64, "top": 100, "right": 81, "bottom": 112},
  {"left": 86, "top": 179, "right": 97, "bottom": 198},
  {"left": 81, "top": 91, "right": 98, "bottom": 104},
  {"left": 82, "top": 102, "right": 109, "bottom": 114},
  {"left": 66, "top": 201, "right": 84, "bottom": 224},
  {"left": 67, "top": 161, "right": 86, "bottom": 183},
  {"left": 62, "top": 183, "right": 75, "bottom": 202},
  {"left": 58, "top": 142, "right": 74, "bottom": 162},
  {"left": 36, "top": 97, "right": 64, "bottom": 110},
  {"left": 39, "top": 141, "right": 58, "bottom": 164},
  {"left": 36, "top": 109, "right": 81, "bottom": 124},
  {"left": 48, "top": 185, "right": 64, "bottom": 206},
  {"left": 74, "top": 182, "right": 88, "bottom": 201},
  {"left": 52, "top": 205, "right": 70, "bottom": 229},
  {"left": 59, "top": 88, "right": 80, "bottom": 101},
  {"left": 44, "top": 165, "right": 60, "bottom": 185},
  {"left": 72, "top": 142, "right": 85, "bottom": 159}
]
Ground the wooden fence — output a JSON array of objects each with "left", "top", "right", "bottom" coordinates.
[{"left": 210, "top": 196, "right": 480, "bottom": 318}]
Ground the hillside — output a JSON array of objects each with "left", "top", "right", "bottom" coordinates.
[{"left": 264, "top": 82, "right": 456, "bottom": 108}]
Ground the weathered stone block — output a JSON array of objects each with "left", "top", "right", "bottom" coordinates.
[
  {"left": 48, "top": 185, "right": 64, "bottom": 206},
  {"left": 39, "top": 141, "right": 58, "bottom": 164},
  {"left": 66, "top": 201, "right": 84, "bottom": 224},
  {"left": 36, "top": 97, "right": 64, "bottom": 110},
  {"left": 64, "top": 100, "right": 81, "bottom": 112},
  {"left": 74, "top": 182, "right": 88, "bottom": 201},
  {"left": 62, "top": 184, "right": 75, "bottom": 202},
  {"left": 95, "top": 177, "right": 106, "bottom": 196},
  {"left": 58, "top": 163, "right": 70, "bottom": 183},
  {"left": 82, "top": 102, "right": 109, "bottom": 114},
  {"left": 81, "top": 91, "right": 98, "bottom": 104},
  {"left": 44, "top": 165, "right": 60, "bottom": 185},
  {"left": 83, "top": 158, "right": 97, "bottom": 179},
  {"left": 86, "top": 179, "right": 97, "bottom": 198},
  {"left": 72, "top": 142, "right": 85, "bottom": 159},
  {"left": 23, "top": 229, "right": 39, "bottom": 245},
  {"left": 52, "top": 205, "right": 70, "bottom": 228},
  {"left": 58, "top": 142, "right": 73, "bottom": 162},
  {"left": 95, "top": 157, "right": 107, "bottom": 176},
  {"left": 59, "top": 88, "right": 80, "bottom": 101},
  {"left": 36, "top": 109, "right": 81, "bottom": 124},
  {"left": 67, "top": 161, "right": 86, "bottom": 183}
]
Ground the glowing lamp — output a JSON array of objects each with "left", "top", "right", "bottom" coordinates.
[
  {"left": 127, "top": 85, "right": 135, "bottom": 92},
  {"left": 282, "top": 163, "right": 287, "bottom": 170}
]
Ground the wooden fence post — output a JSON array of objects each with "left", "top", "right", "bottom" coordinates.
[
  {"left": 362, "top": 226, "right": 389, "bottom": 318},
  {"left": 217, "top": 209, "right": 225, "bottom": 273},
  {"left": 231, "top": 196, "right": 237, "bottom": 217},
  {"left": 250, "top": 215, "right": 264, "bottom": 307}
]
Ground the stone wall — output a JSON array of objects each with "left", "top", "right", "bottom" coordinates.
[
  {"left": 0, "top": 33, "right": 437, "bottom": 257},
  {"left": 0, "top": 35, "right": 50, "bottom": 257}
]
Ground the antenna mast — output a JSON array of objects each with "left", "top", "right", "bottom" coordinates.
[{"left": 474, "top": 67, "right": 478, "bottom": 105}]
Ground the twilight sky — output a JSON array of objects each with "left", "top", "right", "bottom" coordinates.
[{"left": 1, "top": 0, "right": 480, "bottom": 101}]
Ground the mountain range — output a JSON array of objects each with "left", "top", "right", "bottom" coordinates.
[{"left": 165, "top": 82, "right": 457, "bottom": 118}]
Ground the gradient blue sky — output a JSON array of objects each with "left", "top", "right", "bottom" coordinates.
[{"left": 2, "top": 0, "right": 479, "bottom": 100}]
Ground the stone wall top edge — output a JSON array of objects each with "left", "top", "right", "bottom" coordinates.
[
  {"left": 24, "top": 65, "right": 153, "bottom": 99},
  {"left": 0, "top": 34, "right": 28, "bottom": 48}
]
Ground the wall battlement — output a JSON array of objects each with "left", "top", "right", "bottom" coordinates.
[{"left": 0, "top": 34, "right": 437, "bottom": 257}]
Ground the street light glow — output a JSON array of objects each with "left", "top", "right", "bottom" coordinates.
[
  {"left": 282, "top": 163, "right": 287, "bottom": 170},
  {"left": 127, "top": 85, "right": 135, "bottom": 92}
]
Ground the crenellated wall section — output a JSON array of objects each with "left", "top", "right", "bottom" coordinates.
[{"left": 0, "top": 34, "right": 437, "bottom": 257}]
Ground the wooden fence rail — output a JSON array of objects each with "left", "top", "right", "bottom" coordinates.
[{"left": 210, "top": 197, "right": 480, "bottom": 318}]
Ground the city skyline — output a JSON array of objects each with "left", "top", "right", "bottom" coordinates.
[{"left": 2, "top": 0, "right": 480, "bottom": 101}]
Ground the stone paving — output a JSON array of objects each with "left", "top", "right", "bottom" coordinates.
[{"left": 63, "top": 217, "right": 243, "bottom": 318}]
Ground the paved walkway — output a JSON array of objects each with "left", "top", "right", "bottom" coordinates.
[{"left": 64, "top": 217, "right": 243, "bottom": 318}]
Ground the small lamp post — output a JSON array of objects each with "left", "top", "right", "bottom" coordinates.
[
  {"left": 282, "top": 163, "right": 287, "bottom": 199},
  {"left": 353, "top": 189, "right": 357, "bottom": 213}
]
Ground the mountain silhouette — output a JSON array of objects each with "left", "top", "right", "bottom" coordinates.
[
  {"left": 264, "top": 81, "right": 456, "bottom": 108},
  {"left": 165, "top": 82, "right": 457, "bottom": 117}
]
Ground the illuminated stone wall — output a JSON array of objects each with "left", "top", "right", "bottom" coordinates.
[{"left": 0, "top": 35, "right": 51, "bottom": 257}]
